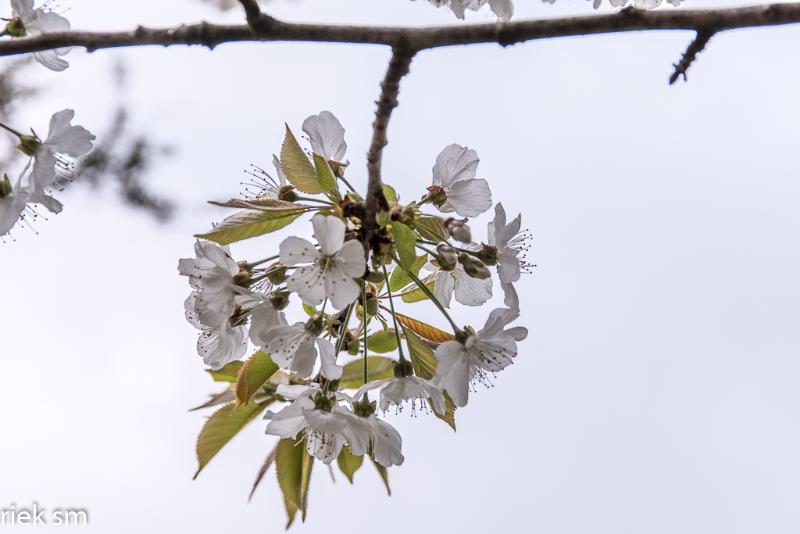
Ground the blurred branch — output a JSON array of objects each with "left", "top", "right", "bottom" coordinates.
[{"left": 0, "top": 4, "right": 798, "bottom": 55}]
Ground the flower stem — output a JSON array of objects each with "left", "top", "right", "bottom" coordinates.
[
  {"left": 247, "top": 254, "right": 279, "bottom": 268},
  {"left": 381, "top": 264, "right": 406, "bottom": 363},
  {"left": 338, "top": 175, "right": 357, "bottom": 193},
  {"left": 295, "top": 196, "right": 335, "bottom": 206},
  {"left": 393, "top": 253, "right": 459, "bottom": 333},
  {"left": 0, "top": 122, "right": 24, "bottom": 138},
  {"left": 333, "top": 302, "right": 356, "bottom": 355},
  {"left": 362, "top": 280, "right": 369, "bottom": 384}
]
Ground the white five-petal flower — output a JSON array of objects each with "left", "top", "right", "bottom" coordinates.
[
  {"left": 429, "top": 144, "right": 492, "bottom": 218},
  {"left": 302, "top": 111, "right": 347, "bottom": 163},
  {"left": 9, "top": 0, "right": 71, "bottom": 71},
  {"left": 434, "top": 304, "right": 527, "bottom": 407},
  {"left": 281, "top": 214, "right": 366, "bottom": 310},
  {"left": 357, "top": 375, "right": 446, "bottom": 415},
  {"left": 488, "top": 203, "right": 532, "bottom": 285}
]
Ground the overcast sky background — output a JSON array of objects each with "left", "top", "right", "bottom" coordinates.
[{"left": 1, "top": 0, "right": 800, "bottom": 532}]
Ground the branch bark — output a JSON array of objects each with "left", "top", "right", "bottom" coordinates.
[
  {"left": 362, "top": 46, "right": 416, "bottom": 257},
  {"left": 669, "top": 30, "right": 714, "bottom": 84},
  {"left": 0, "top": 4, "right": 798, "bottom": 56}
]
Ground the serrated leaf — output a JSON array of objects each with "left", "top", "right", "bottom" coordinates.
[
  {"left": 337, "top": 446, "right": 364, "bottom": 483},
  {"left": 276, "top": 438, "right": 314, "bottom": 527},
  {"left": 249, "top": 444, "right": 278, "bottom": 501},
  {"left": 391, "top": 222, "right": 417, "bottom": 269},
  {"left": 189, "top": 388, "right": 235, "bottom": 412},
  {"left": 413, "top": 216, "right": 449, "bottom": 242},
  {"left": 366, "top": 329, "right": 399, "bottom": 354},
  {"left": 235, "top": 351, "right": 279, "bottom": 406},
  {"left": 401, "top": 327, "right": 438, "bottom": 380},
  {"left": 433, "top": 392, "right": 457, "bottom": 431},
  {"left": 401, "top": 281, "right": 434, "bottom": 303},
  {"left": 372, "top": 460, "right": 391, "bottom": 496},
  {"left": 394, "top": 312, "right": 454, "bottom": 343},
  {"left": 196, "top": 208, "right": 304, "bottom": 245},
  {"left": 388, "top": 254, "right": 427, "bottom": 293},
  {"left": 313, "top": 153, "right": 338, "bottom": 195},
  {"left": 339, "top": 356, "right": 396, "bottom": 389},
  {"left": 194, "top": 401, "right": 268, "bottom": 479},
  {"left": 206, "top": 361, "right": 244, "bottom": 382},
  {"left": 281, "top": 126, "right": 324, "bottom": 194},
  {"left": 302, "top": 303, "right": 317, "bottom": 317},
  {"left": 382, "top": 184, "right": 398, "bottom": 204}
]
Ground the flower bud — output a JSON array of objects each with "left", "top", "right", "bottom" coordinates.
[
  {"left": 366, "top": 270, "right": 384, "bottom": 284},
  {"left": 4, "top": 18, "right": 26, "bottom": 37},
  {"left": 232, "top": 269, "right": 252, "bottom": 286},
  {"left": 0, "top": 174, "right": 12, "bottom": 198},
  {"left": 445, "top": 218, "right": 472, "bottom": 243},
  {"left": 476, "top": 244, "right": 498, "bottom": 266},
  {"left": 458, "top": 253, "right": 491, "bottom": 280},
  {"left": 269, "top": 290, "right": 290, "bottom": 310},
  {"left": 347, "top": 339, "right": 360, "bottom": 356},
  {"left": 277, "top": 185, "right": 298, "bottom": 202},
  {"left": 16, "top": 134, "right": 40, "bottom": 157},
  {"left": 266, "top": 263, "right": 288, "bottom": 285},
  {"left": 425, "top": 185, "right": 447, "bottom": 207},
  {"left": 366, "top": 296, "right": 379, "bottom": 317},
  {"left": 436, "top": 244, "right": 458, "bottom": 271}
]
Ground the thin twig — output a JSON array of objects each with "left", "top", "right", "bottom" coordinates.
[
  {"left": 669, "top": 29, "right": 715, "bottom": 84},
  {"left": 362, "top": 46, "right": 416, "bottom": 257},
  {"left": 0, "top": 4, "right": 798, "bottom": 56}
]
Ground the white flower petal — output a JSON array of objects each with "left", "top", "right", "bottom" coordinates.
[
  {"left": 369, "top": 416, "right": 404, "bottom": 467},
  {"left": 197, "top": 323, "right": 248, "bottom": 370},
  {"left": 442, "top": 178, "right": 492, "bottom": 217},
  {"left": 453, "top": 266, "right": 492, "bottom": 307},
  {"left": 302, "top": 111, "right": 347, "bottom": 162},
  {"left": 325, "top": 265, "right": 360, "bottom": 310},
  {"left": 312, "top": 214, "right": 345, "bottom": 256},
  {"left": 433, "top": 270, "right": 455, "bottom": 308},
  {"left": 432, "top": 144, "right": 479, "bottom": 188},
  {"left": 279, "top": 236, "right": 317, "bottom": 265},
  {"left": 286, "top": 265, "right": 327, "bottom": 306},
  {"left": 336, "top": 239, "right": 367, "bottom": 278},
  {"left": 317, "top": 338, "right": 343, "bottom": 380},
  {"left": 434, "top": 341, "right": 471, "bottom": 407},
  {"left": 248, "top": 304, "right": 288, "bottom": 346}
]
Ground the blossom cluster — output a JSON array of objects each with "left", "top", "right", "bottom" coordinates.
[{"left": 182, "top": 111, "right": 532, "bottom": 525}]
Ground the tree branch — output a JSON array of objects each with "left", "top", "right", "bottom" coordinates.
[
  {"left": 0, "top": 4, "right": 797, "bottom": 55},
  {"left": 669, "top": 29, "right": 714, "bottom": 84},
  {"left": 363, "top": 46, "right": 416, "bottom": 256}
]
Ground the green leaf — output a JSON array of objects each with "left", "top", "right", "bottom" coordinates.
[
  {"left": 388, "top": 254, "right": 427, "bottom": 293},
  {"left": 372, "top": 459, "right": 391, "bottom": 496},
  {"left": 382, "top": 184, "right": 398, "bottom": 204},
  {"left": 413, "top": 216, "right": 449, "bottom": 242},
  {"left": 339, "top": 356, "right": 396, "bottom": 389},
  {"left": 235, "top": 351, "right": 279, "bottom": 406},
  {"left": 313, "top": 153, "right": 338, "bottom": 195},
  {"left": 206, "top": 361, "right": 244, "bottom": 382},
  {"left": 391, "top": 222, "right": 417, "bottom": 269},
  {"left": 276, "top": 438, "right": 314, "bottom": 528},
  {"left": 366, "top": 329, "right": 399, "bottom": 354},
  {"left": 302, "top": 303, "right": 317, "bottom": 317},
  {"left": 189, "top": 388, "right": 235, "bottom": 412},
  {"left": 337, "top": 446, "right": 364, "bottom": 483},
  {"left": 249, "top": 444, "right": 278, "bottom": 501},
  {"left": 194, "top": 401, "right": 268, "bottom": 479},
  {"left": 195, "top": 208, "right": 303, "bottom": 245},
  {"left": 401, "top": 281, "right": 434, "bottom": 303},
  {"left": 433, "top": 392, "right": 457, "bottom": 432},
  {"left": 280, "top": 126, "right": 324, "bottom": 194},
  {"left": 401, "top": 326, "right": 438, "bottom": 380}
]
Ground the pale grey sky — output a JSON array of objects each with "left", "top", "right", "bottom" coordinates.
[{"left": 2, "top": 1, "right": 800, "bottom": 532}]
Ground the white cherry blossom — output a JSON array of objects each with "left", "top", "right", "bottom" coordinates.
[
  {"left": 244, "top": 155, "right": 286, "bottom": 199},
  {"left": 262, "top": 321, "right": 342, "bottom": 379},
  {"left": 428, "top": 261, "right": 492, "bottom": 308},
  {"left": 0, "top": 171, "right": 62, "bottom": 236},
  {"left": 488, "top": 203, "right": 533, "bottom": 285},
  {"left": 302, "top": 111, "right": 347, "bottom": 163},
  {"left": 364, "top": 414, "right": 404, "bottom": 467},
  {"left": 281, "top": 214, "right": 365, "bottom": 310},
  {"left": 357, "top": 375, "right": 446, "bottom": 415},
  {"left": 265, "top": 385, "right": 369, "bottom": 464},
  {"left": 434, "top": 305, "right": 528, "bottom": 407},
  {"left": 8, "top": 0, "right": 71, "bottom": 71},
  {"left": 429, "top": 144, "right": 492, "bottom": 218}
]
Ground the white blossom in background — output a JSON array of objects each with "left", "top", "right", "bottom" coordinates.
[
  {"left": 357, "top": 375, "right": 446, "bottom": 414},
  {"left": 424, "top": 0, "right": 514, "bottom": 20},
  {"left": 302, "top": 111, "right": 348, "bottom": 164},
  {"left": 434, "top": 304, "right": 528, "bottom": 407},
  {"left": 0, "top": 109, "right": 94, "bottom": 237},
  {"left": 281, "top": 214, "right": 366, "bottom": 310},
  {"left": 428, "top": 144, "right": 492, "bottom": 218},
  {"left": 6, "top": 0, "right": 71, "bottom": 71}
]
